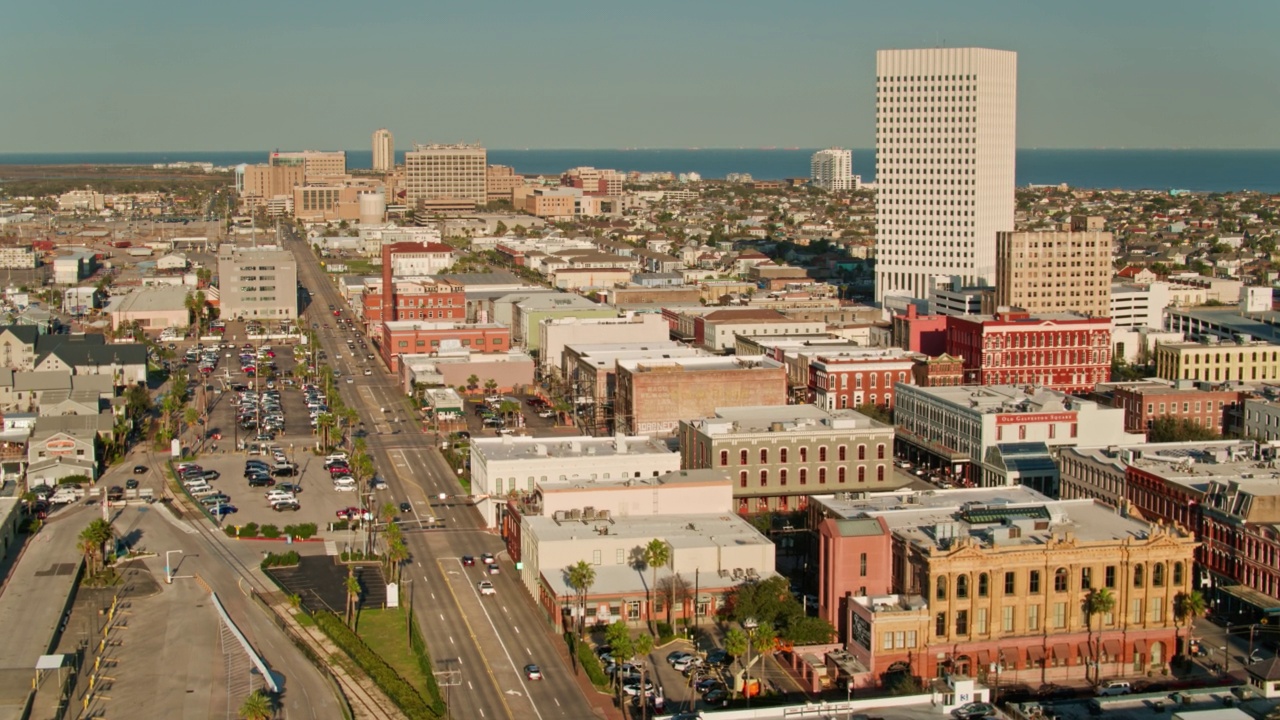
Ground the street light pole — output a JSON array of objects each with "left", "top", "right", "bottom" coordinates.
[{"left": 165, "top": 550, "right": 183, "bottom": 584}]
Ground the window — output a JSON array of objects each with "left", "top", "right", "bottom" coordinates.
[
  {"left": 719, "top": 450, "right": 728, "bottom": 466},
  {"left": 1105, "top": 565, "right": 1116, "bottom": 589},
  {"left": 956, "top": 610, "right": 969, "bottom": 635},
  {"left": 1152, "top": 563, "right": 1165, "bottom": 587},
  {"left": 838, "top": 467, "right": 846, "bottom": 483},
  {"left": 740, "top": 450, "right": 748, "bottom": 465},
  {"left": 1151, "top": 597, "right": 1164, "bottom": 622},
  {"left": 858, "top": 444, "right": 866, "bottom": 460},
  {"left": 978, "top": 573, "right": 989, "bottom": 597},
  {"left": 819, "top": 468, "right": 827, "bottom": 484},
  {"left": 1053, "top": 602, "right": 1067, "bottom": 629},
  {"left": 739, "top": 471, "right": 747, "bottom": 488},
  {"left": 956, "top": 574, "right": 969, "bottom": 599},
  {"left": 760, "top": 449, "right": 769, "bottom": 464},
  {"left": 759, "top": 470, "right": 768, "bottom": 487},
  {"left": 1029, "top": 570, "right": 1041, "bottom": 594},
  {"left": 1054, "top": 568, "right": 1068, "bottom": 592},
  {"left": 877, "top": 444, "right": 886, "bottom": 459},
  {"left": 936, "top": 576, "right": 948, "bottom": 601},
  {"left": 1173, "top": 562, "right": 1184, "bottom": 586},
  {"left": 877, "top": 466, "right": 885, "bottom": 482},
  {"left": 858, "top": 466, "right": 866, "bottom": 482},
  {"left": 1133, "top": 564, "right": 1144, "bottom": 588},
  {"left": 819, "top": 446, "right": 828, "bottom": 461},
  {"left": 860, "top": 553, "right": 868, "bottom": 576},
  {"left": 1002, "top": 606, "right": 1015, "bottom": 632},
  {"left": 779, "top": 448, "right": 787, "bottom": 463},
  {"left": 593, "top": 549, "right": 602, "bottom": 564},
  {"left": 799, "top": 468, "right": 807, "bottom": 485},
  {"left": 1004, "top": 572, "right": 1016, "bottom": 594},
  {"left": 935, "top": 612, "right": 947, "bottom": 637},
  {"left": 799, "top": 447, "right": 807, "bottom": 462},
  {"left": 975, "top": 608, "right": 988, "bottom": 634},
  {"left": 882, "top": 633, "right": 894, "bottom": 651},
  {"left": 1132, "top": 598, "right": 1143, "bottom": 624},
  {"left": 1027, "top": 604, "right": 1040, "bottom": 631},
  {"left": 779, "top": 469, "right": 787, "bottom": 486},
  {"left": 1081, "top": 567, "right": 1093, "bottom": 590},
  {"left": 616, "top": 548, "right": 625, "bottom": 564}
]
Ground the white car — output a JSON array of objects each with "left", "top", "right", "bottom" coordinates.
[
  {"left": 478, "top": 580, "right": 496, "bottom": 596},
  {"left": 334, "top": 483, "right": 358, "bottom": 493}
]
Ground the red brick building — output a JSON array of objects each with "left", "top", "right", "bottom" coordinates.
[
  {"left": 1107, "top": 380, "right": 1243, "bottom": 435},
  {"left": 363, "top": 277, "right": 465, "bottom": 324},
  {"left": 911, "top": 353, "right": 964, "bottom": 387},
  {"left": 378, "top": 321, "right": 510, "bottom": 371},
  {"left": 807, "top": 349, "right": 917, "bottom": 411},
  {"left": 891, "top": 305, "right": 948, "bottom": 356},
  {"left": 945, "top": 310, "right": 1112, "bottom": 394},
  {"left": 815, "top": 516, "right": 894, "bottom": 636}
]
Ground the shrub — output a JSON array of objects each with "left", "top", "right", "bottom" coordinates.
[
  {"left": 656, "top": 621, "right": 675, "bottom": 644},
  {"left": 260, "top": 551, "right": 301, "bottom": 569},
  {"left": 58, "top": 475, "right": 92, "bottom": 486},
  {"left": 312, "top": 610, "right": 439, "bottom": 718},
  {"left": 573, "top": 634, "right": 609, "bottom": 689},
  {"left": 238, "top": 522, "right": 259, "bottom": 538},
  {"left": 285, "top": 522, "right": 318, "bottom": 540},
  {"left": 333, "top": 520, "right": 350, "bottom": 531},
  {"left": 260, "top": 524, "right": 281, "bottom": 539}
]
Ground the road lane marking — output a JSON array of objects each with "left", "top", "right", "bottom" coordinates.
[
  {"left": 468, "top": 681, "right": 474, "bottom": 690},
  {"left": 514, "top": 625, "right": 520, "bottom": 634},
  {"left": 450, "top": 636, "right": 455, "bottom": 645}
]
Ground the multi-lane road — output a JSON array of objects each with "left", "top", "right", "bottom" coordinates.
[{"left": 285, "top": 227, "right": 597, "bottom": 720}]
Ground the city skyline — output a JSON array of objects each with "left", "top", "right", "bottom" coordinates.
[{"left": 2, "top": 1, "right": 1278, "bottom": 152}]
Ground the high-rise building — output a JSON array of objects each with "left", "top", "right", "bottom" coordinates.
[
  {"left": 810, "top": 148, "right": 855, "bottom": 191},
  {"left": 403, "top": 143, "right": 487, "bottom": 207},
  {"left": 996, "top": 230, "right": 1113, "bottom": 317},
  {"left": 372, "top": 128, "right": 394, "bottom": 172},
  {"left": 268, "top": 150, "right": 347, "bottom": 180},
  {"left": 874, "top": 48, "right": 1017, "bottom": 303}
]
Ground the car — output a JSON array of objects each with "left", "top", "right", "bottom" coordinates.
[
  {"left": 248, "top": 476, "right": 275, "bottom": 488},
  {"left": 106, "top": 486, "right": 125, "bottom": 501},
  {"left": 706, "top": 649, "right": 734, "bottom": 667},
  {"left": 672, "top": 655, "right": 702, "bottom": 672},
  {"left": 272, "top": 500, "right": 301, "bottom": 512},
  {"left": 478, "top": 580, "right": 495, "bottom": 596},
  {"left": 363, "top": 369, "right": 372, "bottom": 376},
  {"left": 667, "top": 651, "right": 693, "bottom": 666},
  {"left": 334, "top": 482, "right": 358, "bottom": 493},
  {"left": 210, "top": 504, "right": 238, "bottom": 517},
  {"left": 346, "top": 377, "right": 354, "bottom": 384},
  {"left": 275, "top": 483, "right": 301, "bottom": 495},
  {"left": 481, "top": 553, "right": 496, "bottom": 565},
  {"left": 622, "top": 680, "right": 655, "bottom": 697},
  {"left": 951, "top": 702, "right": 996, "bottom": 720},
  {"left": 369, "top": 479, "right": 388, "bottom": 491},
  {"left": 132, "top": 465, "right": 148, "bottom": 474},
  {"left": 523, "top": 664, "right": 542, "bottom": 680},
  {"left": 124, "top": 478, "right": 139, "bottom": 490},
  {"left": 695, "top": 678, "right": 721, "bottom": 694},
  {"left": 461, "top": 555, "right": 476, "bottom": 567},
  {"left": 199, "top": 494, "right": 231, "bottom": 506},
  {"left": 400, "top": 501, "right": 412, "bottom": 513},
  {"left": 1095, "top": 681, "right": 1131, "bottom": 697},
  {"left": 537, "top": 409, "right": 555, "bottom": 418},
  {"left": 702, "top": 688, "right": 729, "bottom": 706},
  {"left": 272, "top": 464, "right": 298, "bottom": 477}
]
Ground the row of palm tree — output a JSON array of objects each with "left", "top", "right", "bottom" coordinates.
[
  {"left": 1082, "top": 586, "right": 1207, "bottom": 683},
  {"left": 566, "top": 539, "right": 676, "bottom": 638},
  {"left": 77, "top": 519, "right": 114, "bottom": 579}
]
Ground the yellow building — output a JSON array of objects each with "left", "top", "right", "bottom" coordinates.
[
  {"left": 1153, "top": 340, "right": 1280, "bottom": 383},
  {"left": 996, "top": 231, "right": 1113, "bottom": 317}
]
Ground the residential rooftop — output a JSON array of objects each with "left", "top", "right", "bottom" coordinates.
[{"left": 472, "top": 434, "right": 675, "bottom": 463}]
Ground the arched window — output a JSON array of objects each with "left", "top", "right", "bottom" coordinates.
[
  {"left": 759, "top": 470, "right": 768, "bottom": 487},
  {"left": 839, "top": 446, "right": 847, "bottom": 461},
  {"left": 819, "top": 468, "right": 827, "bottom": 484},
  {"left": 978, "top": 573, "right": 989, "bottom": 598},
  {"left": 739, "top": 471, "right": 747, "bottom": 488},
  {"left": 799, "top": 468, "right": 807, "bottom": 485},
  {"left": 740, "top": 450, "right": 748, "bottom": 465},
  {"left": 1152, "top": 563, "right": 1165, "bottom": 587},
  {"left": 858, "top": 444, "right": 866, "bottom": 460},
  {"left": 779, "top": 469, "right": 787, "bottom": 486},
  {"left": 956, "top": 574, "right": 969, "bottom": 599},
  {"left": 877, "top": 466, "right": 885, "bottom": 482},
  {"left": 819, "top": 446, "right": 828, "bottom": 462},
  {"left": 858, "top": 466, "right": 866, "bottom": 482},
  {"left": 1133, "top": 564, "right": 1144, "bottom": 588},
  {"left": 877, "top": 444, "right": 886, "bottom": 459},
  {"left": 1173, "top": 562, "right": 1184, "bottom": 586},
  {"left": 1054, "top": 567, "right": 1069, "bottom": 592},
  {"left": 719, "top": 450, "right": 728, "bottom": 466},
  {"left": 838, "top": 467, "right": 846, "bottom": 483},
  {"left": 779, "top": 448, "right": 787, "bottom": 463},
  {"left": 760, "top": 448, "right": 769, "bottom": 464},
  {"left": 936, "top": 576, "right": 948, "bottom": 601},
  {"left": 799, "top": 447, "right": 808, "bottom": 462}
]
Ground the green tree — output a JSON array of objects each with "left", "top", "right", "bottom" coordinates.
[
  {"left": 495, "top": 221, "right": 508, "bottom": 236},
  {"left": 315, "top": 412, "right": 336, "bottom": 450},
  {"left": 466, "top": 374, "right": 479, "bottom": 393},
  {"left": 854, "top": 402, "right": 892, "bottom": 424},
  {"left": 1083, "top": 587, "right": 1116, "bottom": 684},
  {"left": 125, "top": 384, "right": 152, "bottom": 423},
  {"left": 182, "top": 405, "right": 200, "bottom": 443},
  {"left": 634, "top": 632, "right": 655, "bottom": 720},
  {"left": 237, "top": 690, "right": 274, "bottom": 720},
  {"left": 78, "top": 519, "right": 114, "bottom": 577},
  {"left": 483, "top": 378, "right": 498, "bottom": 396},
  {"left": 1174, "top": 590, "right": 1207, "bottom": 657},
  {"left": 641, "top": 539, "right": 670, "bottom": 630},
  {"left": 344, "top": 568, "right": 361, "bottom": 628},
  {"left": 566, "top": 561, "right": 596, "bottom": 638},
  {"left": 1148, "top": 416, "right": 1221, "bottom": 443}
]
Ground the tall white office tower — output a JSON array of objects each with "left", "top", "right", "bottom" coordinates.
[
  {"left": 372, "top": 128, "right": 394, "bottom": 172},
  {"left": 811, "top": 148, "right": 855, "bottom": 191},
  {"left": 873, "top": 48, "right": 1017, "bottom": 304}
]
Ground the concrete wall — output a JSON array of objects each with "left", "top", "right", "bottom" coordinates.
[{"left": 538, "top": 314, "right": 670, "bottom": 377}]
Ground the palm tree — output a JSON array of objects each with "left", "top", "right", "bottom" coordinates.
[
  {"left": 642, "top": 539, "right": 671, "bottom": 630},
  {"left": 634, "top": 632, "right": 655, "bottom": 720},
  {"left": 1083, "top": 587, "right": 1116, "bottom": 685},
  {"left": 182, "top": 406, "right": 200, "bottom": 444},
  {"left": 79, "top": 519, "right": 114, "bottom": 577},
  {"left": 1174, "top": 590, "right": 1207, "bottom": 658},
  {"left": 466, "top": 374, "right": 480, "bottom": 393},
  {"left": 566, "top": 560, "right": 596, "bottom": 638},
  {"left": 315, "top": 412, "right": 336, "bottom": 451},
  {"left": 483, "top": 378, "right": 498, "bottom": 396},
  {"left": 344, "top": 569, "right": 361, "bottom": 628},
  {"left": 237, "top": 689, "right": 274, "bottom": 720}
]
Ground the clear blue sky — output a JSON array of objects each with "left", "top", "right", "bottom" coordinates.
[{"left": 2, "top": 0, "right": 1276, "bottom": 152}]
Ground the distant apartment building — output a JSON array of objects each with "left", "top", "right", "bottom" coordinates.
[
  {"left": 945, "top": 310, "right": 1112, "bottom": 394},
  {"left": 679, "top": 405, "right": 902, "bottom": 514},
  {"left": 0, "top": 244, "right": 37, "bottom": 269},
  {"left": 810, "top": 148, "right": 856, "bottom": 192},
  {"left": 1153, "top": 339, "right": 1280, "bottom": 383},
  {"left": 236, "top": 164, "right": 304, "bottom": 206},
  {"left": 874, "top": 48, "right": 1017, "bottom": 302},
  {"left": 1239, "top": 396, "right": 1280, "bottom": 443},
  {"left": 372, "top": 128, "right": 394, "bottom": 172},
  {"left": 912, "top": 353, "right": 965, "bottom": 387},
  {"left": 292, "top": 182, "right": 385, "bottom": 223},
  {"left": 1103, "top": 379, "right": 1242, "bottom": 434},
  {"left": 560, "top": 167, "right": 624, "bottom": 196},
  {"left": 927, "top": 277, "right": 995, "bottom": 317},
  {"left": 516, "top": 187, "right": 580, "bottom": 220},
  {"left": 1057, "top": 439, "right": 1251, "bottom": 507},
  {"left": 269, "top": 150, "right": 347, "bottom": 180},
  {"left": 807, "top": 348, "right": 918, "bottom": 410},
  {"left": 216, "top": 247, "right": 298, "bottom": 321},
  {"left": 510, "top": 294, "right": 616, "bottom": 352},
  {"left": 615, "top": 355, "right": 787, "bottom": 435},
  {"left": 404, "top": 143, "right": 487, "bottom": 207},
  {"left": 378, "top": 321, "right": 510, "bottom": 371},
  {"left": 996, "top": 230, "right": 1112, "bottom": 317},
  {"left": 486, "top": 165, "right": 524, "bottom": 202},
  {"left": 57, "top": 189, "right": 105, "bottom": 213},
  {"left": 382, "top": 241, "right": 455, "bottom": 278}
]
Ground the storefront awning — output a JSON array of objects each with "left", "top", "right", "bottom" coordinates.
[
  {"left": 976, "top": 650, "right": 991, "bottom": 667},
  {"left": 1103, "top": 639, "right": 1122, "bottom": 658},
  {"left": 999, "top": 647, "right": 1019, "bottom": 664},
  {"left": 1133, "top": 639, "right": 1149, "bottom": 656},
  {"left": 1026, "top": 646, "right": 1045, "bottom": 661},
  {"left": 1051, "top": 643, "right": 1070, "bottom": 662}
]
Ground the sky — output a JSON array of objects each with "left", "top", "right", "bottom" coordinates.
[{"left": 1, "top": 0, "right": 1277, "bottom": 152}]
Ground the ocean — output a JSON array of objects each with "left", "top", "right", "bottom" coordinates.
[{"left": 0, "top": 148, "right": 1277, "bottom": 194}]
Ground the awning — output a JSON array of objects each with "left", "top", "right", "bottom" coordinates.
[
  {"left": 1133, "top": 639, "right": 1149, "bottom": 656},
  {"left": 1051, "top": 643, "right": 1070, "bottom": 662},
  {"left": 1026, "top": 646, "right": 1045, "bottom": 661},
  {"left": 1078, "top": 641, "right": 1092, "bottom": 661},
  {"left": 976, "top": 650, "right": 991, "bottom": 667},
  {"left": 1000, "top": 648, "right": 1019, "bottom": 665},
  {"left": 1103, "top": 639, "right": 1122, "bottom": 658}
]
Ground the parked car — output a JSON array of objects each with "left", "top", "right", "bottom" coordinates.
[
  {"left": 952, "top": 702, "right": 996, "bottom": 720},
  {"left": 272, "top": 500, "right": 301, "bottom": 512},
  {"left": 667, "top": 651, "right": 693, "bottom": 666},
  {"left": 210, "top": 504, "right": 238, "bottom": 517},
  {"left": 1095, "top": 681, "right": 1132, "bottom": 697}
]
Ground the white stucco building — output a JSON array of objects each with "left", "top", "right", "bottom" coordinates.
[
  {"left": 874, "top": 47, "right": 1017, "bottom": 302},
  {"left": 810, "top": 148, "right": 856, "bottom": 192}
]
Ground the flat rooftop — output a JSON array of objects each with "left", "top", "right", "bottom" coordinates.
[
  {"left": 538, "top": 468, "right": 730, "bottom": 494},
  {"left": 617, "top": 355, "right": 781, "bottom": 373},
  {"left": 901, "top": 384, "right": 1100, "bottom": 414},
  {"left": 473, "top": 434, "right": 675, "bottom": 463},
  {"left": 1167, "top": 306, "right": 1280, "bottom": 344},
  {"left": 689, "top": 404, "right": 884, "bottom": 434}
]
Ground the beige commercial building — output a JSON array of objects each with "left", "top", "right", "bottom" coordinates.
[
  {"left": 237, "top": 164, "right": 304, "bottom": 206},
  {"left": 269, "top": 150, "right": 346, "bottom": 180},
  {"left": 372, "top": 129, "right": 394, "bottom": 172},
  {"left": 216, "top": 247, "right": 298, "bottom": 320},
  {"left": 486, "top": 165, "right": 525, "bottom": 202},
  {"left": 404, "top": 143, "right": 487, "bottom": 207},
  {"left": 996, "top": 231, "right": 1113, "bottom": 317},
  {"left": 1153, "top": 339, "right": 1280, "bottom": 383}
]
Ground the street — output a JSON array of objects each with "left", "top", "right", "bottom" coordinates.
[{"left": 284, "top": 226, "right": 600, "bottom": 720}]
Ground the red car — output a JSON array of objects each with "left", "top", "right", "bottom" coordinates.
[
  {"left": 335, "top": 507, "right": 364, "bottom": 520},
  {"left": 328, "top": 465, "right": 351, "bottom": 476}
]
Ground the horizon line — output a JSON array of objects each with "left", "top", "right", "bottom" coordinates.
[{"left": 2, "top": 146, "right": 1280, "bottom": 155}]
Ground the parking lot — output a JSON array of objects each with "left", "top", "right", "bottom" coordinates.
[{"left": 460, "top": 393, "right": 570, "bottom": 440}]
